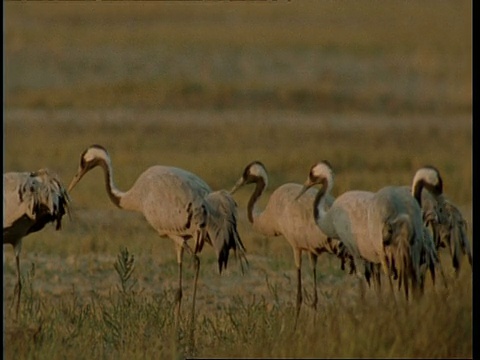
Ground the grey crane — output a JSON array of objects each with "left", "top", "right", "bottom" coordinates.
[
  {"left": 359, "top": 166, "right": 455, "bottom": 291},
  {"left": 230, "top": 161, "right": 354, "bottom": 325},
  {"left": 407, "top": 166, "right": 472, "bottom": 275},
  {"left": 296, "top": 161, "right": 439, "bottom": 300},
  {"left": 67, "top": 144, "right": 248, "bottom": 330},
  {"left": 3, "top": 168, "right": 70, "bottom": 317}
]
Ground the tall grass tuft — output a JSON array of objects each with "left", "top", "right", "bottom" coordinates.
[{"left": 114, "top": 247, "right": 137, "bottom": 295}]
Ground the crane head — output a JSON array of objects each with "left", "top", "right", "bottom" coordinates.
[
  {"left": 230, "top": 160, "right": 268, "bottom": 194},
  {"left": 412, "top": 166, "right": 443, "bottom": 197},
  {"left": 295, "top": 160, "right": 334, "bottom": 200},
  {"left": 68, "top": 144, "right": 109, "bottom": 192}
]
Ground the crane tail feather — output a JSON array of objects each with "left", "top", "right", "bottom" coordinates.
[
  {"left": 444, "top": 201, "right": 472, "bottom": 273},
  {"left": 430, "top": 199, "right": 472, "bottom": 273},
  {"left": 205, "top": 190, "right": 249, "bottom": 275}
]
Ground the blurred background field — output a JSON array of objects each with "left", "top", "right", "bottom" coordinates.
[
  {"left": 4, "top": 2, "right": 472, "bottom": 359},
  {"left": 4, "top": 1, "right": 471, "bottom": 113}
]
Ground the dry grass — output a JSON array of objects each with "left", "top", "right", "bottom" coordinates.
[{"left": 4, "top": 2, "right": 472, "bottom": 359}]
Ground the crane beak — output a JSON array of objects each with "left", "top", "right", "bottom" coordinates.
[
  {"left": 230, "top": 177, "right": 245, "bottom": 195},
  {"left": 67, "top": 167, "right": 86, "bottom": 193},
  {"left": 295, "top": 181, "right": 313, "bottom": 201}
]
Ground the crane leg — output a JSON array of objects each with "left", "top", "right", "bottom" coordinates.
[
  {"left": 358, "top": 275, "right": 366, "bottom": 300},
  {"left": 174, "top": 244, "right": 184, "bottom": 330},
  {"left": 189, "top": 253, "right": 200, "bottom": 351},
  {"left": 293, "top": 249, "right": 302, "bottom": 331},
  {"left": 380, "top": 256, "right": 397, "bottom": 304},
  {"left": 373, "top": 263, "right": 382, "bottom": 298},
  {"left": 14, "top": 254, "right": 22, "bottom": 319},
  {"left": 309, "top": 253, "right": 318, "bottom": 310},
  {"left": 175, "top": 263, "right": 183, "bottom": 329},
  {"left": 293, "top": 267, "right": 302, "bottom": 331},
  {"left": 191, "top": 254, "right": 200, "bottom": 324},
  {"left": 386, "top": 270, "right": 397, "bottom": 305}
]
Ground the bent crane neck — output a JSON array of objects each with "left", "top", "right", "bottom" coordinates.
[
  {"left": 313, "top": 178, "right": 330, "bottom": 229},
  {"left": 248, "top": 177, "right": 279, "bottom": 236},
  {"left": 247, "top": 177, "right": 266, "bottom": 224},
  {"left": 412, "top": 179, "right": 425, "bottom": 207},
  {"left": 99, "top": 159, "right": 137, "bottom": 211}
]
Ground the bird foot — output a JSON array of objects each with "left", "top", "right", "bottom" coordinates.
[{"left": 303, "top": 290, "right": 318, "bottom": 310}]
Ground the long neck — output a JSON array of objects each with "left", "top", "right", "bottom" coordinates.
[
  {"left": 247, "top": 177, "right": 266, "bottom": 223},
  {"left": 411, "top": 179, "right": 424, "bottom": 207},
  {"left": 313, "top": 178, "right": 329, "bottom": 225},
  {"left": 412, "top": 171, "right": 443, "bottom": 206},
  {"left": 99, "top": 158, "right": 126, "bottom": 209}
]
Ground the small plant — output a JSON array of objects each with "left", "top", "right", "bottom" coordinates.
[
  {"left": 113, "top": 247, "right": 137, "bottom": 294},
  {"left": 102, "top": 308, "right": 122, "bottom": 348}
]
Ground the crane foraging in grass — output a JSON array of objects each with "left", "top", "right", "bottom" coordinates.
[
  {"left": 67, "top": 144, "right": 248, "bottom": 331},
  {"left": 406, "top": 166, "right": 472, "bottom": 275},
  {"left": 296, "top": 161, "right": 439, "bottom": 300},
  {"left": 230, "top": 161, "right": 354, "bottom": 326},
  {"left": 3, "top": 168, "right": 70, "bottom": 317}
]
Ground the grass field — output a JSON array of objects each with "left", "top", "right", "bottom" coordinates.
[{"left": 4, "top": 2, "right": 472, "bottom": 359}]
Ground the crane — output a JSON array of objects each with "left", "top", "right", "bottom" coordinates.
[
  {"left": 407, "top": 166, "right": 472, "bottom": 275},
  {"left": 296, "top": 161, "right": 439, "bottom": 300},
  {"left": 4, "top": 168, "right": 70, "bottom": 317},
  {"left": 67, "top": 144, "right": 248, "bottom": 332}
]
